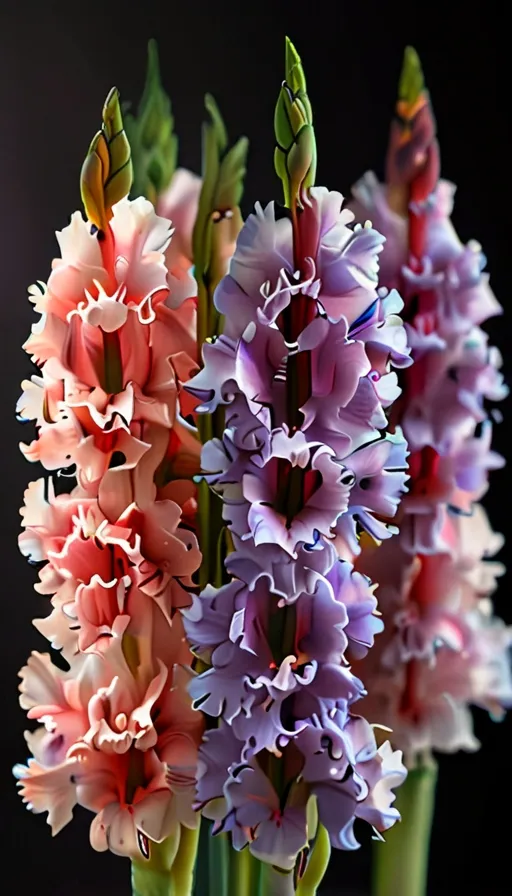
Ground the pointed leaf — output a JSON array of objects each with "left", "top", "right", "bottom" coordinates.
[
  {"left": 124, "top": 39, "right": 178, "bottom": 202},
  {"left": 192, "top": 95, "right": 248, "bottom": 350}
]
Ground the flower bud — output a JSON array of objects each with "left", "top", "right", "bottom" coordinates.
[
  {"left": 274, "top": 37, "right": 317, "bottom": 209},
  {"left": 80, "top": 87, "right": 133, "bottom": 230}
]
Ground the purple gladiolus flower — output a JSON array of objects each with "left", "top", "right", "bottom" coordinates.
[
  {"left": 351, "top": 122, "right": 510, "bottom": 762},
  {"left": 184, "top": 180, "right": 409, "bottom": 874}
]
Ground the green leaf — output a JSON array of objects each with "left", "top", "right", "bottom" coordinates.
[
  {"left": 192, "top": 97, "right": 248, "bottom": 592},
  {"left": 204, "top": 93, "right": 228, "bottom": 153},
  {"left": 80, "top": 87, "right": 133, "bottom": 229},
  {"left": 192, "top": 94, "right": 248, "bottom": 351},
  {"left": 274, "top": 37, "right": 316, "bottom": 210},
  {"left": 124, "top": 39, "right": 178, "bottom": 203}
]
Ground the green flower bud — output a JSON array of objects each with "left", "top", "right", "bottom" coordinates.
[
  {"left": 80, "top": 87, "right": 132, "bottom": 230},
  {"left": 274, "top": 37, "right": 316, "bottom": 209}
]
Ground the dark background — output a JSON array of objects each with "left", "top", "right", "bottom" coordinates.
[{"left": 0, "top": 1, "right": 509, "bottom": 892}]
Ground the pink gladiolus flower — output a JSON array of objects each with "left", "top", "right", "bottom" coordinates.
[
  {"left": 15, "top": 130, "right": 205, "bottom": 864},
  {"left": 20, "top": 198, "right": 201, "bottom": 491},
  {"left": 158, "top": 168, "right": 202, "bottom": 307},
  {"left": 19, "top": 478, "right": 199, "bottom": 659},
  {"left": 15, "top": 630, "right": 204, "bottom": 857}
]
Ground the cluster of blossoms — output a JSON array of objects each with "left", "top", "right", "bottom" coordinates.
[
  {"left": 15, "top": 40, "right": 508, "bottom": 896},
  {"left": 349, "top": 73, "right": 512, "bottom": 759},
  {"left": 14, "top": 97, "right": 207, "bottom": 859},
  {"left": 182, "top": 182, "right": 409, "bottom": 871}
]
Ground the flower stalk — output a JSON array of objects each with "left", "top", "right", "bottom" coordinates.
[
  {"left": 184, "top": 34, "right": 409, "bottom": 896},
  {"left": 16, "top": 77, "right": 204, "bottom": 896},
  {"left": 259, "top": 866, "right": 296, "bottom": 896},
  {"left": 169, "top": 826, "right": 202, "bottom": 895},
  {"left": 187, "top": 95, "right": 249, "bottom": 893},
  {"left": 132, "top": 830, "right": 182, "bottom": 896},
  {"left": 351, "top": 45, "right": 509, "bottom": 896},
  {"left": 373, "top": 763, "right": 438, "bottom": 896}
]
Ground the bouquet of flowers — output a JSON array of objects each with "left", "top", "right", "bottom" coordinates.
[
  {"left": 349, "top": 47, "right": 511, "bottom": 896},
  {"left": 13, "top": 38, "right": 507, "bottom": 896}
]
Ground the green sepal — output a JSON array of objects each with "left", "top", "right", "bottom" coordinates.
[{"left": 124, "top": 39, "right": 178, "bottom": 203}]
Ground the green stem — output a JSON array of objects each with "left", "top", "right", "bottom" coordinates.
[
  {"left": 170, "top": 825, "right": 201, "bottom": 896},
  {"left": 372, "top": 762, "right": 438, "bottom": 896},
  {"left": 194, "top": 833, "right": 263, "bottom": 896},
  {"left": 131, "top": 830, "right": 181, "bottom": 896},
  {"left": 250, "top": 856, "right": 264, "bottom": 896},
  {"left": 196, "top": 279, "right": 210, "bottom": 371},
  {"left": 296, "top": 825, "right": 331, "bottom": 896},
  {"left": 229, "top": 848, "right": 251, "bottom": 895},
  {"left": 193, "top": 816, "right": 210, "bottom": 896},
  {"left": 197, "top": 478, "right": 212, "bottom": 589},
  {"left": 132, "top": 865, "right": 175, "bottom": 896},
  {"left": 209, "top": 833, "right": 230, "bottom": 896},
  {"left": 258, "top": 864, "right": 295, "bottom": 896}
]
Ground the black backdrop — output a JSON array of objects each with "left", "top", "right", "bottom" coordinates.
[{"left": 0, "top": 1, "right": 510, "bottom": 892}]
